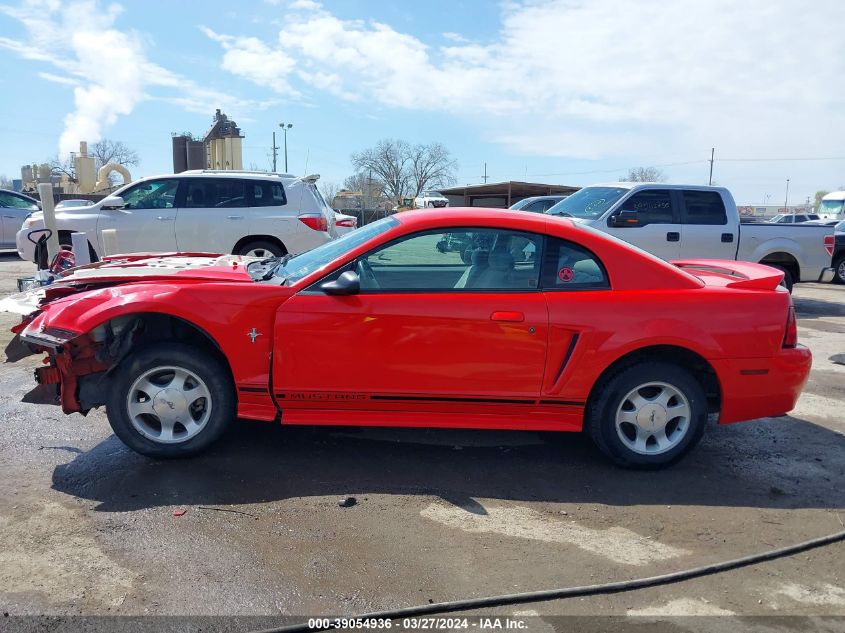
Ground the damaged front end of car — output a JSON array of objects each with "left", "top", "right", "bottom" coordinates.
[{"left": 8, "top": 289, "right": 144, "bottom": 415}]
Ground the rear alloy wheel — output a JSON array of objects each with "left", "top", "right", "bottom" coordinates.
[
  {"left": 236, "top": 240, "right": 285, "bottom": 259},
  {"left": 833, "top": 255, "right": 845, "bottom": 284},
  {"left": 587, "top": 362, "right": 707, "bottom": 468},
  {"left": 106, "top": 343, "right": 235, "bottom": 458}
]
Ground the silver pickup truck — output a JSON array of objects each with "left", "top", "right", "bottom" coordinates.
[{"left": 547, "top": 183, "right": 835, "bottom": 290}]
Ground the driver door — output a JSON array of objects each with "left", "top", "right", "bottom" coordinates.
[
  {"left": 97, "top": 178, "right": 180, "bottom": 253},
  {"left": 273, "top": 227, "right": 549, "bottom": 413}
]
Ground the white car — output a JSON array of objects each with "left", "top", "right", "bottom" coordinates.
[
  {"left": 55, "top": 199, "right": 95, "bottom": 210},
  {"left": 334, "top": 211, "right": 358, "bottom": 235},
  {"left": 18, "top": 170, "right": 337, "bottom": 267},
  {"left": 414, "top": 191, "right": 449, "bottom": 208}
]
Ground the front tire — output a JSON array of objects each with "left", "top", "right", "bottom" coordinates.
[
  {"left": 586, "top": 362, "right": 707, "bottom": 469},
  {"left": 106, "top": 343, "right": 235, "bottom": 458}
]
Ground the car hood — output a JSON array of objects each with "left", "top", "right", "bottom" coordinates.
[{"left": 0, "top": 253, "right": 259, "bottom": 315}]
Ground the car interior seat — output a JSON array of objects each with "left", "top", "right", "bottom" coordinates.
[
  {"left": 454, "top": 248, "right": 489, "bottom": 288},
  {"left": 473, "top": 246, "right": 514, "bottom": 288},
  {"left": 190, "top": 188, "right": 205, "bottom": 206}
]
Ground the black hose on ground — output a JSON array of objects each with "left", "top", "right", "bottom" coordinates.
[{"left": 257, "top": 527, "right": 845, "bottom": 632}]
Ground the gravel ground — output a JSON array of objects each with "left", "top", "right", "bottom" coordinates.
[{"left": 0, "top": 252, "right": 843, "bottom": 633}]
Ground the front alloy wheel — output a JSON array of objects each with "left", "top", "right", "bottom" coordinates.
[{"left": 106, "top": 342, "right": 235, "bottom": 458}]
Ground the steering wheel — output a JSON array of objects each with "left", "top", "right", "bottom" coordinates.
[{"left": 356, "top": 259, "right": 380, "bottom": 289}]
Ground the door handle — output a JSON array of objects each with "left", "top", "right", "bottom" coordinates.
[
  {"left": 491, "top": 311, "right": 524, "bottom": 322},
  {"left": 666, "top": 231, "right": 680, "bottom": 242},
  {"left": 227, "top": 215, "right": 245, "bottom": 220},
  {"left": 721, "top": 233, "right": 734, "bottom": 243},
  {"left": 156, "top": 216, "right": 173, "bottom": 221}
]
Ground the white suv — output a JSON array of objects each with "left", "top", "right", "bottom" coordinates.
[
  {"left": 17, "top": 170, "right": 337, "bottom": 266},
  {"left": 414, "top": 191, "right": 449, "bottom": 208}
]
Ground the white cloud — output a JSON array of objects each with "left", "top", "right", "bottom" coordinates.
[
  {"left": 200, "top": 27, "right": 297, "bottom": 95},
  {"left": 202, "top": 0, "right": 845, "bottom": 160},
  {"left": 0, "top": 0, "right": 262, "bottom": 156}
]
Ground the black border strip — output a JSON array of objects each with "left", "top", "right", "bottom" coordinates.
[
  {"left": 553, "top": 333, "right": 580, "bottom": 384},
  {"left": 371, "top": 395, "right": 531, "bottom": 405},
  {"left": 238, "top": 386, "right": 269, "bottom": 394},
  {"left": 538, "top": 400, "right": 585, "bottom": 407}
]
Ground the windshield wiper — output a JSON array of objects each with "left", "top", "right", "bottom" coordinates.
[{"left": 264, "top": 254, "right": 293, "bottom": 281}]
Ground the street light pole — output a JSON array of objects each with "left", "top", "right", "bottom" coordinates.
[
  {"left": 279, "top": 123, "right": 293, "bottom": 172},
  {"left": 784, "top": 178, "right": 790, "bottom": 210}
]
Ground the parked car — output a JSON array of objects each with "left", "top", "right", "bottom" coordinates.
[
  {"left": 9, "top": 208, "right": 810, "bottom": 468},
  {"left": 509, "top": 195, "right": 568, "bottom": 212},
  {"left": 546, "top": 183, "right": 835, "bottom": 291},
  {"left": 829, "top": 220, "right": 845, "bottom": 284},
  {"left": 17, "top": 170, "right": 337, "bottom": 267},
  {"left": 0, "top": 189, "right": 39, "bottom": 249},
  {"left": 334, "top": 212, "right": 358, "bottom": 235},
  {"left": 414, "top": 191, "right": 449, "bottom": 208},
  {"left": 767, "top": 213, "right": 820, "bottom": 224},
  {"left": 55, "top": 199, "right": 95, "bottom": 210}
]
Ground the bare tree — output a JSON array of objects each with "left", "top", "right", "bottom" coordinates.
[
  {"left": 319, "top": 181, "right": 340, "bottom": 207},
  {"left": 0, "top": 174, "right": 13, "bottom": 189},
  {"left": 90, "top": 139, "right": 139, "bottom": 169},
  {"left": 351, "top": 139, "right": 412, "bottom": 202},
  {"left": 620, "top": 166, "right": 667, "bottom": 182},
  {"left": 49, "top": 153, "right": 76, "bottom": 181},
  {"left": 408, "top": 142, "right": 457, "bottom": 197}
]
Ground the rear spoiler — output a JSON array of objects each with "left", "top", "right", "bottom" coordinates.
[{"left": 672, "top": 259, "right": 784, "bottom": 290}]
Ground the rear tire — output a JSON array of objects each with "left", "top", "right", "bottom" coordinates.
[
  {"left": 236, "top": 240, "right": 285, "bottom": 258},
  {"left": 586, "top": 361, "right": 707, "bottom": 469},
  {"left": 106, "top": 342, "right": 235, "bottom": 458},
  {"left": 833, "top": 255, "right": 845, "bottom": 284},
  {"left": 768, "top": 264, "right": 794, "bottom": 293}
]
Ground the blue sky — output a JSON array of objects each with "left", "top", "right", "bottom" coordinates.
[{"left": 1, "top": 0, "right": 843, "bottom": 205}]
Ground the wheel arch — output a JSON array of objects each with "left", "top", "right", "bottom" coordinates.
[
  {"left": 757, "top": 250, "right": 800, "bottom": 281},
  {"left": 232, "top": 235, "right": 287, "bottom": 255},
  {"left": 587, "top": 344, "right": 722, "bottom": 416}
]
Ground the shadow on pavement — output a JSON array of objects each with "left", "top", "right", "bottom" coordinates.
[{"left": 52, "top": 414, "right": 845, "bottom": 513}]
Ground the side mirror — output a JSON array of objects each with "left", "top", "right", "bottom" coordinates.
[
  {"left": 320, "top": 270, "right": 360, "bottom": 296},
  {"left": 610, "top": 210, "right": 639, "bottom": 227},
  {"left": 101, "top": 195, "right": 125, "bottom": 210}
]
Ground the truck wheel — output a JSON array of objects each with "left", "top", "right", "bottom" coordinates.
[
  {"left": 37, "top": 231, "right": 98, "bottom": 269},
  {"left": 833, "top": 255, "right": 845, "bottom": 284},
  {"left": 586, "top": 362, "right": 707, "bottom": 469},
  {"left": 236, "top": 240, "right": 285, "bottom": 258},
  {"left": 106, "top": 342, "right": 235, "bottom": 458},
  {"left": 769, "top": 265, "right": 794, "bottom": 293}
]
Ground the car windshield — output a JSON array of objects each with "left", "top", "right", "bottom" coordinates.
[
  {"left": 820, "top": 199, "right": 844, "bottom": 216},
  {"left": 547, "top": 186, "right": 628, "bottom": 219},
  {"left": 509, "top": 198, "right": 537, "bottom": 210},
  {"left": 273, "top": 216, "right": 400, "bottom": 284}
]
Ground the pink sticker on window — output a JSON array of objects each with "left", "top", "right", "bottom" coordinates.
[{"left": 558, "top": 267, "right": 574, "bottom": 282}]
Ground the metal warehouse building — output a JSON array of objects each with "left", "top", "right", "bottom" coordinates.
[{"left": 438, "top": 181, "right": 580, "bottom": 208}]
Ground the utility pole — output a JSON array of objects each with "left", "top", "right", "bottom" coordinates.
[
  {"left": 271, "top": 132, "right": 279, "bottom": 172},
  {"left": 708, "top": 147, "right": 715, "bottom": 185},
  {"left": 483, "top": 162, "right": 488, "bottom": 184},
  {"left": 784, "top": 178, "right": 790, "bottom": 210},
  {"left": 279, "top": 123, "right": 293, "bottom": 172}
]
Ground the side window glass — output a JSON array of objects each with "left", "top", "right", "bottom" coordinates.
[
  {"left": 250, "top": 181, "right": 287, "bottom": 207},
  {"left": 184, "top": 179, "right": 245, "bottom": 208},
  {"left": 620, "top": 190, "right": 674, "bottom": 225},
  {"left": 681, "top": 191, "right": 727, "bottom": 225},
  {"left": 540, "top": 237, "right": 609, "bottom": 290},
  {"left": 122, "top": 180, "right": 179, "bottom": 210},
  {"left": 358, "top": 228, "right": 542, "bottom": 291},
  {"left": 524, "top": 200, "right": 547, "bottom": 213}
]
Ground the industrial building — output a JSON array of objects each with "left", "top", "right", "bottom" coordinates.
[
  {"left": 438, "top": 181, "right": 580, "bottom": 208},
  {"left": 172, "top": 109, "right": 244, "bottom": 173}
]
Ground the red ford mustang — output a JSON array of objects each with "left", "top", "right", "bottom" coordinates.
[{"left": 9, "top": 208, "right": 810, "bottom": 467}]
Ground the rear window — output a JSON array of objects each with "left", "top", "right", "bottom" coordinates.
[{"left": 681, "top": 190, "right": 727, "bottom": 225}]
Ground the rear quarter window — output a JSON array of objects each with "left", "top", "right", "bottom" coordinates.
[
  {"left": 681, "top": 190, "right": 727, "bottom": 225},
  {"left": 540, "top": 237, "right": 610, "bottom": 290},
  {"left": 248, "top": 180, "right": 287, "bottom": 207}
]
